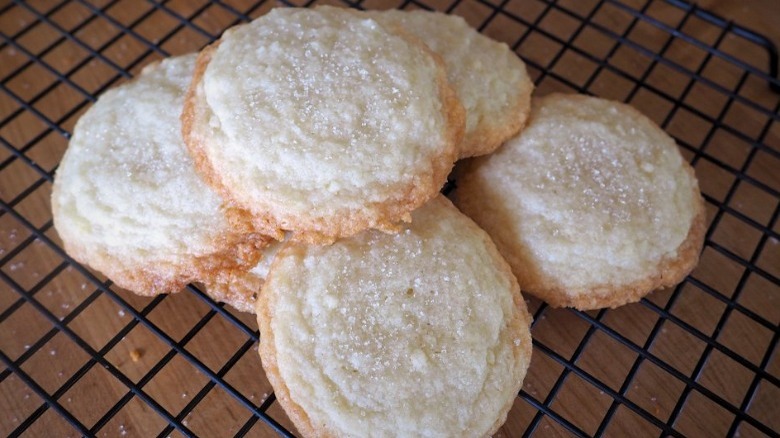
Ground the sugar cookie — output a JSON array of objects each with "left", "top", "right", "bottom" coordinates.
[
  {"left": 370, "top": 9, "right": 534, "bottom": 158},
  {"left": 257, "top": 196, "right": 532, "bottom": 437},
  {"left": 454, "top": 93, "right": 706, "bottom": 310},
  {"left": 52, "top": 54, "right": 267, "bottom": 299},
  {"left": 183, "top": 7, "right": 464, "bottom": 244}
]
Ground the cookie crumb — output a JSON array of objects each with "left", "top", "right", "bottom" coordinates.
[{"left": 130, "top": 349, "right": 143, "bottom": 362}]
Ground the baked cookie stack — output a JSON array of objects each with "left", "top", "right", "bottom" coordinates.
[{"left": 52, "top": 5, "right": 704, "bottom": 437}]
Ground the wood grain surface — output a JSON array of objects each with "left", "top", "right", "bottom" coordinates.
[{"left": 0, "top": 1, "right": 778, "bottom": 437}]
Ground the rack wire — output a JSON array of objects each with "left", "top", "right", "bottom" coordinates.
[{"left": 1, "top": 0, "right": 778, "bottom": 436}]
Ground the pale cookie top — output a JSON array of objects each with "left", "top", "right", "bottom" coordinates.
[
  {"left": 369, "top": 9, "right": 534, "bottom": 158},
  {"left": 454, "top": 93, "right": 704, "bottom": 309},
  {"left": 52, "top": 54, "right": 264, "bottom": 296},
  {"left": 185, "top": 6, "right": 463, "bottom": 243},
  {"left": 257, "top": 196, "right": 532, "bottom": 438}
]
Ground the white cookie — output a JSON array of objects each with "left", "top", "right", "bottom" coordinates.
[
  {"left": 257, "top": 196, "right": 533, "bottom": 437},
  {"left": 370, "top": 9, "right": 534, "bottom": 158},
  {"left": 182, "top": 6, "right": 464, "bottom": 244},
  {"left": 454, "top": 93, "right": 706, "bottom": 310},
  {"left": 52, "top": 54, "right": 267, "bottom": 300}
]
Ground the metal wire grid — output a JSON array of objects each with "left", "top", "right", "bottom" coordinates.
[{"left": 0, "top": 0, "right": 778, "bottom": 436}]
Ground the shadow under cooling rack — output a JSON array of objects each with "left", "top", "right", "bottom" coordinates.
[{"left": 0, "top": 0, "right": 778, "bottom": 437}]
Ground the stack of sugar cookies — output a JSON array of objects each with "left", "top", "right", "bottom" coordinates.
[{"left": 52, "top": 6, "right": 704, "bottom": 437}]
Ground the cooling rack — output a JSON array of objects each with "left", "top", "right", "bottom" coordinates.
[{"left": 1, "top": 0, "right": 778, "bottom": 436}]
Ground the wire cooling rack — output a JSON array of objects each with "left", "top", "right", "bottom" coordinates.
[{"left": 1, "top": 0, "right": 778, "bottom": 436}]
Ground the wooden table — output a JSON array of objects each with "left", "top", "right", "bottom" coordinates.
[{"left": 1, "top": 1, "right": 778, "bottom": 437}]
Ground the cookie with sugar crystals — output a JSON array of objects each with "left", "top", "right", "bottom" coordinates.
[
  {"left": 369, "top": 9, "right": 534, "bottom": 158},
  {"left": 257, "top": 196, "right": 533, "bottom": 437},
  {"left": 182, "top": 6, "right": 464, "bottom": 244},
  {"left": 454, "top": 93, "right": 706, "bottom": 310},
  {"left": 52, "top": 54, "right": 268, "bottom": 303}
]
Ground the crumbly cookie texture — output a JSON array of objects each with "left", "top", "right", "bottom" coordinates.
[
  {"left": 200, "top": 238, "right": 284, "bottom": 313},
  {"left": 454, "top": 93, "right": 706, "bottom": 310},
  {"left": 182, "top": 6, "right": 464, "bottom": 244},
  {"left": 369, "top": 9, "right": 534, "bottom": 158},
  {"left": 257, "top": 196, "right": 533, "bottom": 437},
  {"left": 51, "top": 54, "right": 267, "bottom": 298}
]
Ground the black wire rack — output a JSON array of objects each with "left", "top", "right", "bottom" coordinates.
[{"left": 1, "top": 0, "right": 778, "bottom": 436}]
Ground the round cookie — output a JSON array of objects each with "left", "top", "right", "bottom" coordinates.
[
  {"left": 454, "top": 93, "right": 706, "bottom": 310},
  {"left": 52, "top": 54, "right": 268, "bottom": 299},
  {"left": 182, "top": 6, "right": 464, "bottom": 244},
  {"left": 369, "top": 9, "right": 534, "bottom": 158},
  {"left": 257, "top": 196, "right": 532, "bottom": 437}
]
